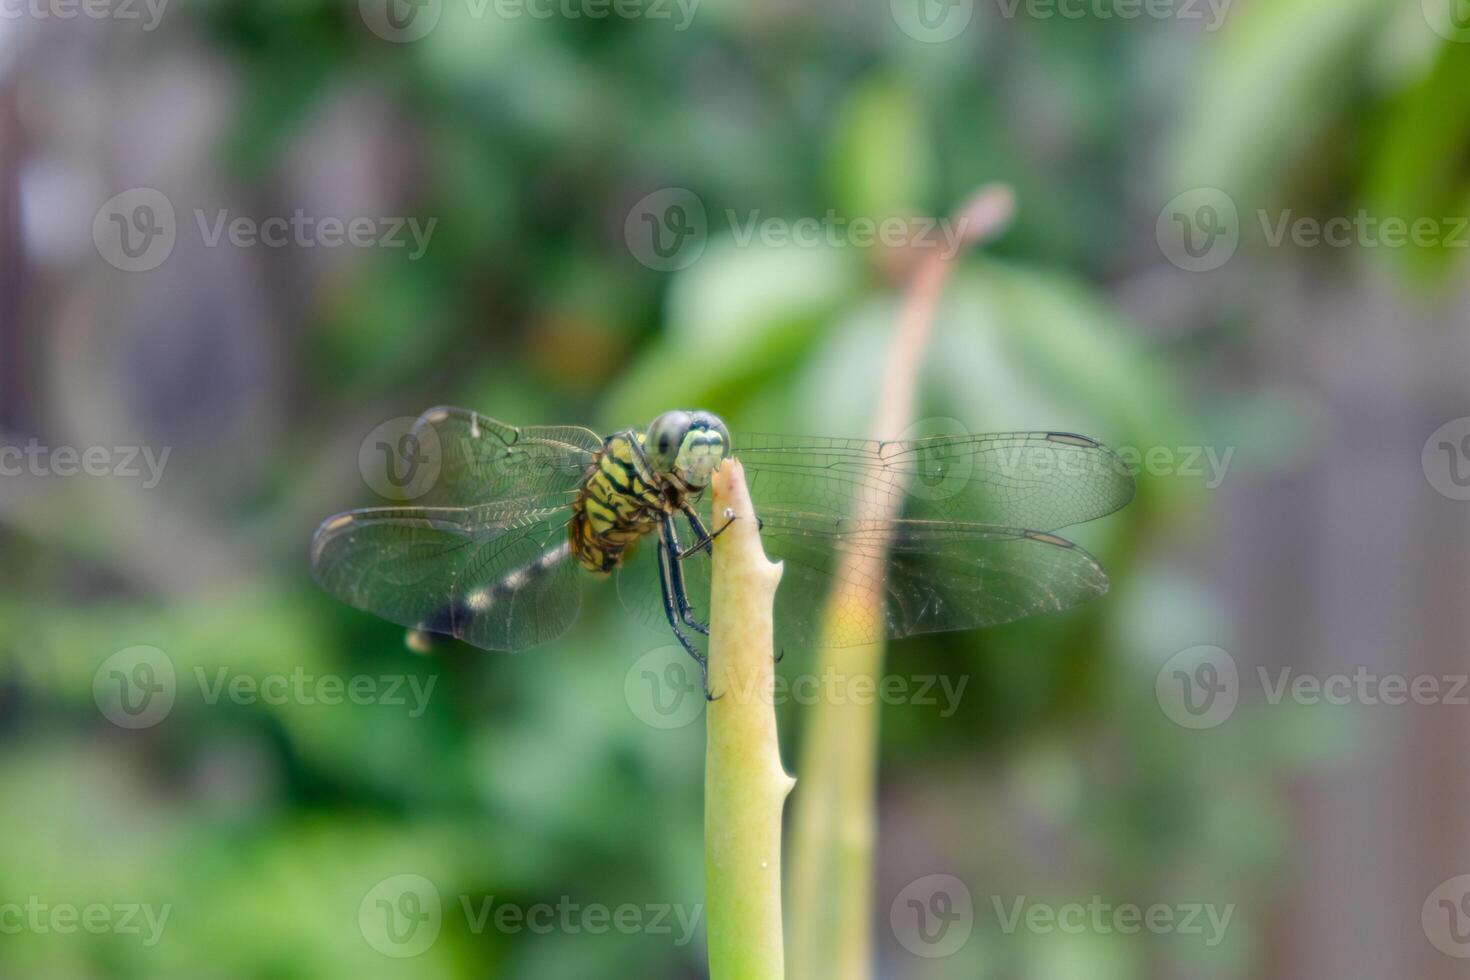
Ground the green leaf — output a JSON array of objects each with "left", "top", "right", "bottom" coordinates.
[
  {"left": 1363, "top": 40, "right": 1470, "bottom": 280},
  {"left": 1169, "top": 0, "right": 1393, "bottom": 202},
  {"left": 826, "top": 75, "right": 936, "bottom": 218}
]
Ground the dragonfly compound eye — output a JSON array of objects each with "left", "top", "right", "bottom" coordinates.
[{"left": 647, "top": 411, "right": 693, "bottom": 469}]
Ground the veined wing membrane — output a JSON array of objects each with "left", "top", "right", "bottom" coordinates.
[
  {"left": 406, "top": 406, "right": 601, "bottom": 510},
  {"left": 736, "top": 431, "right": 1134, "bottom": 532},
  {"left": 617, "top": 498, "right": 1111, "bottom": 649},
  {"left": 311, "top": 505, "right": 581, "bottom": 652},
  {"left": 759, "top": 510, "right": 1112, "bottom": 649}
]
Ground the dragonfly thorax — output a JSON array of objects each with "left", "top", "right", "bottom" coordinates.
[{"left": 568, "top": 430, "right": 676, "bottom": 574}]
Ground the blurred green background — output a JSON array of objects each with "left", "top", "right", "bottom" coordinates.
[{"left": 2, "top": 0, "right": 1470, "bottom": 976}]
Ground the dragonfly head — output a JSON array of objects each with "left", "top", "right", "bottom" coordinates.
[{"left": 645, "top": 410, "right": 732, "bottom": 490}]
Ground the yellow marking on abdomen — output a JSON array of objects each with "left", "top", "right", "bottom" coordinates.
[{"left": 569, "top": 435, "right": 668, "bottom": 573}]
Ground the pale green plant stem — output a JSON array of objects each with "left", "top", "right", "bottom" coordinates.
[
  {"left": 786, "top": 185, "right": 1016, "bottom": 980},
  {"left": 705, "top": 458, "right": 795, "bottom": 980}
]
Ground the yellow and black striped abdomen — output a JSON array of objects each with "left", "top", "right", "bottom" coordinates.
[{"left": 569, "top": 434, "right": 667, "bottom": 573}]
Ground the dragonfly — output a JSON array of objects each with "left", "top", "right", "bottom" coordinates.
[{"left": 311, "top": 407, "right": 1134, "bottom": 683}]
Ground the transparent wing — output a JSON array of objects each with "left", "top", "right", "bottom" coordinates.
[
  {"left": 735, "top": 431, "right": 1135, "bottom": 532},
  {"left": 761, "top": 511, "right": 1112, "bottom": 648},
  {"left": 617, "top": 504, "right": 1112, "bottom": 650},
  {"left": 408, "top": 406, "right": 602, "bottom": 511},
  {"left": 311, "top": 505, "right": 581, "bottom": 652}
]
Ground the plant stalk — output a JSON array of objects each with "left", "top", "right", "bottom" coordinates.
[
  {"left": 705, "top": 458, "right": 795, "bottom": 980},
  {"left": 786, "top": 185, "right": 1016, "bottom": 980}
]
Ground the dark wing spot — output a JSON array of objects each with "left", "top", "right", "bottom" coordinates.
[
  {"left": 1045, "top": 432, "right": 1101, "bottom": 449},
  {"left": 1024, "top": 530, "right": 1075, "bottom": 548}
]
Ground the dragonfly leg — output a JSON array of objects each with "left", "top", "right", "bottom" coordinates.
[
  {"left": 679, "top": 505, "right": 717, "bottom": 558},
  {"left": 662, "top": 516, "right": 710, "bottom": 636},
  {"left": 657, "top": 533, "right": 717, "bottom": 700},
  {"left": 673, "top": 506, "right": 740, "bottom": 561}
]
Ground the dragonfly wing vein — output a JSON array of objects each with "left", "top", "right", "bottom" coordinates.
[
  {"left": 736, "top": 431, "right": 1135, "bottom": 532},
  {"left": 311, "top": 505, "right": 581, "bottom": 652},
  {"left": 408, "top": 406, "right": 600, "bottom": 509}
]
